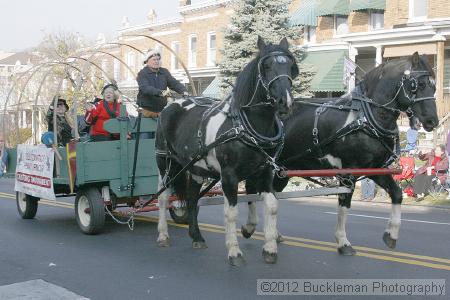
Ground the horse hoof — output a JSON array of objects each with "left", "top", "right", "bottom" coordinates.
[
  {"left": 262, "top": 250, "right": 278, "bottom": 264},
  {"left": 383, "top": 232, "right": 397, "bottom": 249},
  {"left": 337, "top": 245, "right": 356, "bottom": 256},
  {"left": 192, "top": 241, "right": 208, "bottom": 249},
  {"left": 157, "top": 238, "right": 170, "bottom": 247},
  {"left": 241, "top": 225, "right": 255, "bottom": 239},
  {"left": 228, "top": 254, "right": 246, "bottom": 267},
  {"left": 276, "top": 233, "right": 285, "bottom": 243}
]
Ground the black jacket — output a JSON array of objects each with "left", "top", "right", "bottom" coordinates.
[
  {"left": 46, "top": 108, "right": 73, "bottom": 146},
  {"left": 136, "top": 67, "right": 187, "bottom": 112}
]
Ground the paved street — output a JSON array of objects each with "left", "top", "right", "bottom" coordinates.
[{"left": 0, "top": 178, "right": 449, "bottom": 299}]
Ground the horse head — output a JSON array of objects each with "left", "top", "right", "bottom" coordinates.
[
  {"left": 362, "top": 52, "right": 438, "bottom": 132},
  {"left": 405, "top": 52, "right": 438, "bottom": 131},
  {"left": 234, "top": 36, "right": 299, "bottom": 115}
]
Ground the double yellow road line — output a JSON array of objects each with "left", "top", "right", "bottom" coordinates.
[{"left": 2, "top": 191, "right": 450, "bottom": 271}]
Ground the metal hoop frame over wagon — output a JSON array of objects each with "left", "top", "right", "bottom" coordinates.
[
  {"left": 2, "top": 38, "right": 401, "bottom": 235},
  {"left": 2, "top": 38, "right": 201, "bottom": 234}
]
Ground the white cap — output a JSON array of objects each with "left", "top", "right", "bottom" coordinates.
[{"left": 144, "top": 49, "right": 161, "bottom": 64}]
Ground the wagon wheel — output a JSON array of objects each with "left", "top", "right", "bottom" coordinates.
[
  {"left": 75, "top": 187, "right": 105, "bottom": 234},
  {"left": 169, "top": 199, "right": 188, "bottom": 224},
  {"left": 16, "top": 192, "right": 39, "bottom": 219}
]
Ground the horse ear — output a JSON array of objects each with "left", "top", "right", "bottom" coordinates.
[
  {"left": 257, "top": 36, "right": 266, "bottom": 52},
  {"left": 279, "top": 37, "right": 289, "bottom": 50},
  {"left": 411, "top": 51, "right": 420, "bottom": 69}
]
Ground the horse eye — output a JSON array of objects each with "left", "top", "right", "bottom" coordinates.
[{"left": 264, "top": 60, "right": 274, "bottom": 69}]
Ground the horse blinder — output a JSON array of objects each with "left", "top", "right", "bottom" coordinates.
[{"left": 258, "top": 51, "right": 294, "bottom": 103}]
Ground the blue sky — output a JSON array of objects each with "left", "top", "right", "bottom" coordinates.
[{"left": 0, "top": 0, "right": 198, "bottom": 51}]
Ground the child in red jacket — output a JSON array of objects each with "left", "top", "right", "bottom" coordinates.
[{"left": 85, "top": 83, "right": 122, "bottom": 141}]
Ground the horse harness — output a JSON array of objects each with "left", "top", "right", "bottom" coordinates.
[
  {"left": 196, "top": 95, "right": 286, "bottom": 172},
  {"left": 283, "top": 69, "right": 436, "bottom": 169},
  {"left": 309, "top": 94, "right": 400, "bottom": 167},
  {"left": 157, "top": 49, "right": 295, "bottom": 182}
]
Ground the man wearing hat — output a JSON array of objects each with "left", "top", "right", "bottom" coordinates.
[
  {"left": 46, "top": 97, "right": 74, "bottom": 146},
  {"left": 136, "top": 49, "right": 188, "bottom": 119}
]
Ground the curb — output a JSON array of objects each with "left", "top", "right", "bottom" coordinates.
[{"left": 286, "top": 195, "right": 450, "bottom": 211}]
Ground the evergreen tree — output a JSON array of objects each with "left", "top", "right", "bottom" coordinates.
[{"left": 219, "top": 0, "right": 314, "bottom": 97}]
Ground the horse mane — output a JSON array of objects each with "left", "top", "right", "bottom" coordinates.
[{"left": 231, "top": 43, "right": 294, "bottom": 111}]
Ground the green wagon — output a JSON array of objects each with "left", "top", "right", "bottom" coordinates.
[{"left": 5, "top": 105, "right": 187, "bottom": 234}]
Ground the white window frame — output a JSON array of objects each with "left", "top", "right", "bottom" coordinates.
[
  {"left": 409, "top": 0, "right": 428, "bottom": 22},
  {"left": 444, "top": 48, "right": 450, "bottom": 93},
  {"left": 206, "top": 32, "right": 216, "bottom": 66},
  {"left": 171, "top": 41, "right": 180, "bottom": 71},
  {"left": 101, "top": 59, "right": 108, "bottom": 80},
  {"left": 113, "top": 58, "right": 120, "bottom": 81},
  {"left": 126, "top": 51, "right": 136, "bottom": 80},
  {"left": 334, "top": 15, "right": 349, "bottom": 36},
  {"left": 369, "top": 10, "right": 384, "bottom": 31},
  {"left": 188, "top": 34, "right": 197, "bottom": 67},
  {"left": 303, "top": 26, "right": 316, "bottom": 44}
]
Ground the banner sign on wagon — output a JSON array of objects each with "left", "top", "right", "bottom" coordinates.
[{"left": 14, "top": 144, "right": 55, "bottom": 200}]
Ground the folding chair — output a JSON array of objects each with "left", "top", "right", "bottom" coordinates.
[{"left": 429, "top": 170, "right": 450, "bottom": 199}]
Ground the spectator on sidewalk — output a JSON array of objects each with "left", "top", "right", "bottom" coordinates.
[
  {"left": 361, "top": 178, "right": 376, "bottom": 201},
  {"left": 413, "top": 145, "right": 449, "bottom": 200}
]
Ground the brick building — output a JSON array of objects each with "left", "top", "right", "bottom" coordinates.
[
  {"left": 106, "top": 0, "right": 232, "bottom": 100},
  {"left": 290, "top": 0, "right": 450, "bottom": 121},
  {"left": 0, "top": 52, "right": 35, "bottom": 135},
  {"left": 97, "top": 0, "right": 450, "bottom": 123}
]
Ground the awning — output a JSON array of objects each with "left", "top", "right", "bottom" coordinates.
[
  {"left": 201, "top": 77, "right": 220, "bottom": 98},
  {"left": 301, "top": 50, "right": 348, "bottom": 92},
  {"left": 349, "top": 0, "right": 386, "bottom": 11},
  {"left": 317, "top": 0, "right": 350, "bottom": 16},
  {"left": 384, "top": 43, "right": 437, "bottom": 57},
  {"left": 289, "top": 0, "right": 318, "bottom": 27}
]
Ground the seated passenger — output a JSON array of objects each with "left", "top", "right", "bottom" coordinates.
[
  {"left": 46, "top": 97, "right": 74, "bottom": 146},
  {"left": 85, "top": 83, "right": 123, "bottom": 142}
]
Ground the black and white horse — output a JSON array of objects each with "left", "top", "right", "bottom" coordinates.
[
  {"left": 243, "top": 52, "right": 438, "bottom": 255},
  {"left": 155, "top": 37, "right": 298, "bottom": 265}
]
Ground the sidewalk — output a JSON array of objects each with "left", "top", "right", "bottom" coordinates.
[{"left": 283, "top": 181, "right": 450, "bottom": 211}]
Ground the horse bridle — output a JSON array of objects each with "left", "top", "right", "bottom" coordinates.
[
  {"left": 381, "top": 70, "right": 436, "bottom": 112},
  {"left": 242, "top": 51, "right": 294, "bottom": 108}
]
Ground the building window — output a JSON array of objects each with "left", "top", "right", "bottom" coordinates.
[
  {"left": 189, "top": 35, "right": 197, "bottom": 67},
  {"left": 101, "top": 59, "right": 108, "bottom": 80},
  {"left": 171, "top": 42, "right": 180, "bottom": 70},
  {"left": 444, "top": 49, "right": 450, "bottom": 93},
  {"left": 126, "top": 52, "right": 135, "bottom": 80},
  {"left": 334, "top": 16, "right": 348, "bottom": 35},
  {"left": 369, "top": 10, "right": 384, "bottom": 30},
  {"left": 409, "top": 0, "right": 428, "bottom": 21},
  {"left": 113, "top": 59, "right": 120, "bottom": 81},
  {"left": 207, "top": 32, "right": 216, "bottom": 66},
  {"left": 304, "top": 26, "right": 316, "bottom": 44}
]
